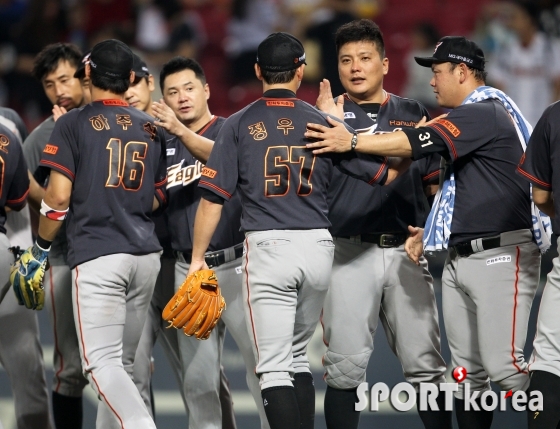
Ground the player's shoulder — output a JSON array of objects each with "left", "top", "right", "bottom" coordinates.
[
  {"left": 540, "top": 100, "right": 560, "bottom": 119},
  {"left": 222, "top": 102, "right": 259, "bottom": 130},
  {"left": 385, "top": 93, "right": 427, "bottom": 113},
  {"left": 0, "top": 122, "right": 19, "bottom": 140},
  {"left": 0, "top": 123, "right": 23, "bottom": 157},
  {"left": 0, "top": 107, "right": 23, "bottom": 125},
  {"left": 532, "top": 101, "right": 560, "bottom": 135},
  {"left": 451, "top": 98, "right": 497, "bottom": 118}
]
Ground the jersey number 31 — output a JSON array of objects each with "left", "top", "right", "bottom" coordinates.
[{"left": 105, "top": 138, "right": 147, "bottom": 190}]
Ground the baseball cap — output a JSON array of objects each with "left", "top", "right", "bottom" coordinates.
[
  {"left": 73, "top": 50, "right": 91, "bottom": 79},
  {"left": 414, "top": 36, "right": 485, "bottom": 70},
  {"left": 89, "top": 39, "right": 133, "bottom": 79},
  {"left": 132, "top": 53, "right": 150, "bottom": 79},
  {"left": 256, "top": 32, "right": 307, "bottom": 72}
]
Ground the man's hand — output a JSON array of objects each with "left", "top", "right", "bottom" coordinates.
[
  {"left": 305, "top": 116, "right": 352, "bottom": 154},
  {"left": 404, "top": 225, "right": 424, "bottom": 265},
  {"left": 153, "top": 99, "right": 188, "bottom": 137},
  {"left": 52, "top": 105, "right": 67, "bottom": 122},
  {"left": 187, "top": 259, "right": 209, "bottom": 277},
  {"left": 316, "top": 79, "right": 344, "bottom": 120},
  {"left": 423, "top": 113, "right": 448, "bottom": 127}
]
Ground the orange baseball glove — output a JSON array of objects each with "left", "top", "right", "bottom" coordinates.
[{"left": 162, "top": 269, "right": 226, "bottom": 340}]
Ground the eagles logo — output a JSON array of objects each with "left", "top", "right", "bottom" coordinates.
[{"left": 0, "top": 134, "right": 9, "bottom": 153}]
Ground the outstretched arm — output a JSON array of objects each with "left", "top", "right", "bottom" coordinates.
[
  {"left": 306, "top": 116, "right": 414, "bottom": 157},
  {"left": 152, "top": 99, "right": 214, "bottom": 163},
  {"left": 187, "top": 197, "right": 224, "bottom": 275}
]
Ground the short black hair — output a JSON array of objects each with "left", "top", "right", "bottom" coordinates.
[
  {"left": 32, "top": 43, "right": 83, "bottom": 81},
  {"left": 335, "top": 19, "right": 385, "bottom": 59},
  {"left": 90, "top": 72, "right": 130, "bottom": 94},
  {"left": 159, "top": 57, "right": 206, "bottom": 92},
  {"left": 260, "top": 68, "right": 297, "bottom": 85},
  {"left": 449, "top": 62, "right": 487, "bottom": 84}
]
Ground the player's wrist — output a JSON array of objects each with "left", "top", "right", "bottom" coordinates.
[
  {"left": 35, "top": 235, "right": 52, "bottom": 252},
  {"left": 350, "top": 132, "right": 358, "bottom": 151}
]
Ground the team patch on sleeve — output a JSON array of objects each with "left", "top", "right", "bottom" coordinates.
[
  {"left": 201, "top": 167, "right": 217, "bottom": 178},
  {"left": 434, "top": 119, "right": 461, "bottom": 137},
  {"left": 43, "top": 144, "right": 58, "bottom": 155}
]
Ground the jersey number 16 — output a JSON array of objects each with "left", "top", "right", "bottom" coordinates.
[{"left": 105, "top": 138, "right": 148, "bottom": 190}]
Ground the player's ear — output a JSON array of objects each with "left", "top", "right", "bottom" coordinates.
[
  {"left": 254, "top": 63, "right": 263, "bottom": 81},
  {"left": 148, "top": 75, "right": 155, "bottom": 92},
  {"left": 382, "top": 57, "right": 389, "bottom": 76},
  {"left": 129, "top": 71, "right": 136, "bottom": 84},
  {"left": 204, "top": 83, "right": 210, "bottom": 101},
  {"left": 85, "top": 63, "right": 91, "bottom": 79},
  {"left": 296, "top": 64, "right": 305, "bottom": 82},
  {"left": 458, "top": 63, "right": 468, "bottom": 84}
]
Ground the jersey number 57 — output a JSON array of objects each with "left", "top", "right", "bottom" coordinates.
[{"left": 265, "top": 146, "right": 315, "bottom": 197}]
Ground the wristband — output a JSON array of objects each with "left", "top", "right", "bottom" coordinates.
[
  {"left": 40, "top": 200, "right": 68, "bottom": 221},
  {"left": 36, "top": 235, "right": 53, "bottom": 251},
  {"left": 350, "top": 132, "right": 358, "bottom": 151}
]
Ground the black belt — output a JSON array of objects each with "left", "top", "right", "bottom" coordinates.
[
  {"left": 453, "top": 236, "right": 502, "bottom": 257},
  {"left": 337, "top": 233, "right": 407, "bottom": 248},
  {"left": 175, "top": 243, "right": 244, "bottom": 267}
]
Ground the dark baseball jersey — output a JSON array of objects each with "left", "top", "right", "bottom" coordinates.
[
  {"left": 0, "top": 107, "right": 28, "bottom": 143},
  {"left": 328, "top": 93, "right": 440, "bottom": 236},
  {"left": 22, "top": 116, "right": 71, "bottom": 263},
  {"left": 0, "top": 124, "right": 30, "bottom": 233},
  {"left": 517, "top": 101, "right": 560, "bottom": 234},
  {"left": 39, "top": 99, "right": 167, "bottom": 268},
  {"left": 198, "top": 89, "right": 388, "bottom": 231},
  {"left": 414, "top": 99, "right": 532, "bottom": 245},
  {"left": 166, "top": 116, "right": 244, "bottom": 252}
]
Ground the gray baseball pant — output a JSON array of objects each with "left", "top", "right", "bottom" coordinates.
[
  {"left": 72, "top": 252, "right": 160, "bottom": 429},
  {"left": 242, "top": 229, "right": 335, "bottom": 390},
  {"left": 442, "top": 229, "right": 540, "bottom": 399},
  {"left": 322, "top": 238, "right": 447, "bottom": 389}
]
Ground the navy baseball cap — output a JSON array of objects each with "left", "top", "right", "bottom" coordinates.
[
  {"left": 132, "top": 53, "right": 150, "bottom": 78},
  {"left": 73, "top": 50, "right": 91, "bottom": 79},
  {"left": 257, "top": 32, "right": 307, "bottom": 72},
  {"left": 415, "top": 36, "right": 485, "bottom": 71},
  {"left": 89, "top": 39, "right": 133, "bottom": 79}
]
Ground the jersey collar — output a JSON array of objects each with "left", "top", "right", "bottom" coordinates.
[
  {"left": 93, "top": 99, "right": 129, "bottom": 106},
  {"left": 262, "top": 89, "right": 297, "bottom": 99}
]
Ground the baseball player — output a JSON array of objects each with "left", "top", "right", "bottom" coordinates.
[
  {"left": 33, "top": 39, "right": 167, "bottom": 429},
  {"left": 187, "top": 32, "right": 399, "bottom": 429},
  {"left": 0, "top": 121, "right": 48, "bottom": 429},
  {"left": 306, "top": 36, "right": 541, "bottom": 429},
  {"left": 127, "top": 54, "right": 243, "bottom": 429},
  {"left": 517, "top": 103, "right": 560, "bottom": 429},
  {"left": 0, "top": 123, "right": 29, "bottom": 297},
  {"left": 0, "top": 106, "right": 52, "bottom": 429},
  {"left": 23, "top": 43, "right": 90, "bottom": 429},
  {"left": 149, "top": 55, "right": 270, "bottom": 429},
  {"left": 315, "top": 20, "right": 450, "bottom": 429}
]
